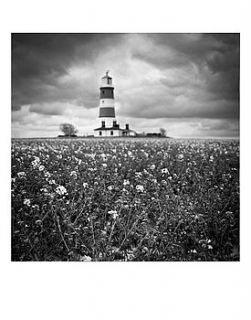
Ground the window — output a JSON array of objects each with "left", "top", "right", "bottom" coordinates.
[
  {"left": 102, "top": 90, "right": 105, "bottom": 94},
  {"left": 99, "top": 131, "right": 102, "bottom": 136},
  {"left": 111, "top": 131, "right": 113, "bottom": 136}
]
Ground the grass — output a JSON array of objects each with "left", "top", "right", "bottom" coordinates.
[{"left": 11, "top": 138, "right": 239, "bottom": 261}]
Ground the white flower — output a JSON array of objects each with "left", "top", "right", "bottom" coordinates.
[
  {"left": 178, "top": 154, "right": 184, "bottom": 161},
  {"left": 136, "top": 185, "right": 144, "bottom": 192},
  {"left": 49, "top": 179, "right": 56, "bottom": 185},
  {"left": 107, "top": 185, "right": 114, "bottom": 191},
  {"left": 112, "top": 212, "right": 119, "bottom": 219},
  {"left": 39, "top": 165, "right": 45, "bottom": 171},
  {"left": 150, "top": 164, "right": 156, "bottom": 170},
  {"left": 44, "top": 171, "right": 51, "bottom": 178},
  {"left": 123, "top": 179, "right": 130, "bottom": 186},
  {"left": 55, "top": 185, "right": 67, "bottom": 196},
  {"left": 17, "top": 172, "right": 26, "bottom": 178},
  {"left": 161, "top": 168, "right": 169, "bottom": 174},
  {"left": 32, "top": 157, "right": 40, "bottom": 168},
  {"left": 70, "top": 171, "right": 77, "bottom": 178},
  {"left": 83, "top": 182, "right": 88, "bottom": 188},
  {"left": 208, "top": 245, "right": 213, "bottom": 250},
  {"left": 190, "top": 249, "right": 197, "bottom": 254},
  {"left": 107, "top": 210, "right": 118, "bottom": 219},
  {"left": 80, "top": 255, "right": 92, "bottom": 262},
  {"left": 102, "top": 163, "right": 107, "bottom": 168},
  {"left": 23, "top": 198, "right": 31, "bottom": 206},
  {"left": 127, "top": 253, "right": 135, "bottom": 261}
]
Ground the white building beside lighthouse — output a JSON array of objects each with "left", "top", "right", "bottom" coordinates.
[{"left": 94, "top": 71, "right": 136, "bottom": 137}]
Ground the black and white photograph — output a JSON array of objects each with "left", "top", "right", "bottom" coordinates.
[
  {"left": 2, "top": 1, "right": 251, "bottom": 320},
  {"left": 11, "top": 33, "right": 240, "bottom": 262}
]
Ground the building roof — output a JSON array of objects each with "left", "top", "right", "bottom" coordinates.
[
  {"left": 94, "top": 126, "right": 122, "bottom": 131},
  {"left": 94, "top": 127, "right": 136, "bottom": 133}
]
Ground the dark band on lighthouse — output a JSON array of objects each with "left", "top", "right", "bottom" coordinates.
[
  {"left": 99, "top": 107, "right": 115, "bottom": 118},
  {"left": 100, "top": 87, "right": 114, "bottom": 99}
]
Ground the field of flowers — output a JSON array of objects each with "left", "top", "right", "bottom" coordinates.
[{"left": 11, "top": 138, "right": 239, "bottom": 261}]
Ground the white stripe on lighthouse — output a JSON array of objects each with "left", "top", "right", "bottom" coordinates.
[{"left": 99, "top": 98, "right": 115, "bottom": 108}]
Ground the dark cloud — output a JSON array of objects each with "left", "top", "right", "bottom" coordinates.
[
  {"left": 11, "top": 33, "right": 240, "bottom": 138},
  {"left": 132, "top": 33, "right": 239, "bottom": 112},
  {"left": 12, "top": 33, "right": 124, "bottom": 109}
]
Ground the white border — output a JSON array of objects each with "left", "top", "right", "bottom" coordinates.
[{"left": 1, "top": 1, "right": 250, "bottom": 320}]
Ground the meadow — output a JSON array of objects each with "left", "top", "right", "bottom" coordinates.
[{"left": 11, "top": 138, "right": 239, "bottom": 261}]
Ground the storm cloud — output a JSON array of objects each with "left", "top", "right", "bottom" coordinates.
[{"left": 11, "top": 33, "right": 239, "bottom": 138}]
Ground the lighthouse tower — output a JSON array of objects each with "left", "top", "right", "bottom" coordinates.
[
  {"left": 94, "top": 71, "right": 136, "bottom": 137},
  {"left": 94, "top": 71, "right": 121, "bottom": 137},
  {"left": 99, "top": 70, "right": 116, "bottom": 126}
]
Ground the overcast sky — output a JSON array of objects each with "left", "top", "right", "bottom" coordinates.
[{"left": 12, "top": 33, "right": 239, "bottom": 138}]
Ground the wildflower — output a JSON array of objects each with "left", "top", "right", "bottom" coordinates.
[
  {"left": 17, "top": 172, "right": 26, "bottom": 178},
  {"left": 112, "top": 212, "right": 119, "bottom": 219},
  {"left": 102, "top": 163, "right": 107, "bottom": 168},
  {"left": 190, "top": 249, "right": 197, "bottom": 254},
  {"left": 127, "top": 253, "right": 135, "bottom": 261},
  {"left": 23, "top": 198, "right": 31, "bottom": 206},
  {"left": 107, "top": 185, "right": 114, "bottom": 191},
  {"left": 32, "top": 157, "right": 40, "bottom": 168},
  {"left": 44, "top": 171, "right": 51, "bottom": 178},
  {"left": 83, "top": 182, "right": 88, "bottom": 188},
  {"left": 177, "top": 154, "right": 184, "bottom": 161},
  {"left": 55, "top": 185, "right": 67, "bottom": 196},
  {"left": 80, "top": 255, "right": 92, "bottom": 262},
  {"left": 39, "top": 165, "right": 45, "bottom": 171},
  {"left": 123, "top": 179, "right": 130, "bottom": 186},
  {"left": 70, "top": 170, "right": 77, "bottom": 178},
  {"left": 48, "top": 179, "right": 56, "bottom": 185},
  {"left": 107, "top": 210, "right": 118, "bottom": 219},
  {"left": 150, "top": 164, "right": 156, "bottom": 170},
  {"left": 161, "top": 168, "right": 169, "bottom": 174},
  {"left": 208, "top": 245, "right": 213, "bottom": 250},
  {"left": 136, "top": 185, "right": 144, "bottom": 192}
]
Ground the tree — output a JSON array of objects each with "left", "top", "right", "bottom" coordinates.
[
  {"left": 59, "top": 123, "right": 78, "bottom": 137},
  {"left": 159, "top": 128, "right": 166, "bottom": 137}
]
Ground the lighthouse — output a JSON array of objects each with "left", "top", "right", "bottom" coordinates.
[
  {"left": 94, "top": 71, "right": 136, "bottom": 137},
  {"left": 99, "top": 70, "right": 116, "bottom": 126}
]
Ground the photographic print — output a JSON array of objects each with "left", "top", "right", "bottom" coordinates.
[{"left": 11, "top": 33, "right": 240, "bottom": 261}]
